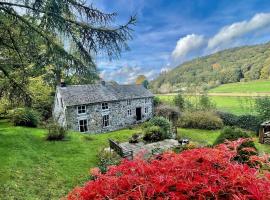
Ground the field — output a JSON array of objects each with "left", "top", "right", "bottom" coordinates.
[
  {"left": 209, "top": 80, "right": 270, "bottom": 94},
  {"left": 0, "top": 120, "right": 137, "bottom": 200},
  {"left": 158, "top": 95, "right": 256, "bottom": 115}
]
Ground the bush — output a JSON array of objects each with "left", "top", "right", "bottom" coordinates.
[
  {"left": 214, "top": 126, "right": 250, "bottom": 145},
  {"left": 217, "top": 111, "right": 262, "bottom": 132},
  {"left": 46, "top": 121, "right": 67, "bottom": 141},
  {"left": 198, "top": 94, "right": 216, "bottom": 110},
  {"left": 173, "top": 93, "right": 185, "bottom": 110},
  {"left": 154, "top": 104, "right": 180, "bottom": 125},
  {"left": 149, "top": 116, "right": 172, "bottom": 139},
  {"left": 153, "top": 96, "right": 162, "bottom": 106},
  {"left": 143, "top": 125, "right": 163, "bottom": 142},
  {"left": 179, "top": 111, "right": 223, "bottom": 130},
  {"left": 9, "top": 107, "right": 40, "bottom": 127},
  {"left": 255, "top": 96, "right": 270, "bottom": 121},
  {"left": 66, "top": 139, "right": 270, "bottom": 199},
  {"left": 97, "top": 149, "right": 121, "bottom": 173},
  {"left": 129, "top": 133, "right": 141, "bottom": 143}
]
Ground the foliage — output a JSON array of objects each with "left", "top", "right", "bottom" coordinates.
[
  {"left": 66, "top": 139, "right": 270, "bottom": 200},
  {"left": 149, "top": 116, "right": 172, "bottom": 138},
  {"left": 218, "top": 111, "right": 262, "bottom": 132},
  {"left": 135, "top": 75, "right": 147, "bottom": 85},
  {"left": 173, "top": 93, "right": 185, "bottom": 110},
  {"left": 179, "top": 111, "right": 223, "bottom": 130},
  {"left": 129, "top": 133, "right": 141, "bottom": 143},
  {"left": 9, "top": 107, "right": 40, "bottom": 127},
  {"left": 214, "top": 126, "right": 251, "bottom": 145},
  {"left": 151, "top": 42, "right": 270, "bottom": 93},
  {"left": 153, "top": 96, "right": 162, "bottom": 106},
  {"left": 143, "top": 125, "right": 163, "bottom": 142},
  {"left": 97, "top": 149, "right": 121, "bottom": 173},
  {"left": 0, "top": 1, "right": 135, "bottom": 106},
  {"left": 198, "top": 93, "right": 216, "bottom": 110},
  {"left": 255, "top": 96, "right": 270, "bottom": 121},
  {"left": 154, "top": 104, "right": 180, "bottom": 125},
  {"left": 46, "top": 121, "right": 68, "bottom": 141}
]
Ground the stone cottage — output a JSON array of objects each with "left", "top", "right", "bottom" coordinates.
[{"left": 53, "top": 81, "right": 154, "bottom": 133}]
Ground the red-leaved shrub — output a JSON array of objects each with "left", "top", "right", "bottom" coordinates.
[{"left": 66, "top": 139, "right": 270, "bottom": 200}]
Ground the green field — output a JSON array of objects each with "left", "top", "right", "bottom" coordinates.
[
  {"left": 209, "top": 80, "right": 270, "bottom": 93},
  {"left": 178, "top": 128, "right": 270, "bottom": 154},
  {"left": 0, "top": 120, "right": 137, "bottom": 199},
  {"left": 158, "top": 95, "right": 256, "bottom": 115}
]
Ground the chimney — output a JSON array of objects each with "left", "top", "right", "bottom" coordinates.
[{"left": 60, "top": 79, "right": 66, "bottom": 87}]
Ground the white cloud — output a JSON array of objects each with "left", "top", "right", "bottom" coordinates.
[
  {"left": 172, "top": 34, "right": 206, "bottom": 59},
  {"left": 208, "top": 13, "right": 270, "bottom": 49}
]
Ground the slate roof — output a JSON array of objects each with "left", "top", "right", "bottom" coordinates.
[{"left": 57, "top": 83, "right": 154, "bottom": 106}]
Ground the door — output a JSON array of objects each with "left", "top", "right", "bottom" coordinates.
[{"left": 136, "top": 107, "right": 142, "bottom": 121}]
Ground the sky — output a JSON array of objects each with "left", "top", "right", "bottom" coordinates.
[{"left": 88, "top": 0, "right": 270, "bottom": 84}]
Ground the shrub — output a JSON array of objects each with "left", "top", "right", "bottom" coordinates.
[
  {"left": 154, "top": 104, "right": 180, "bottom": 125},
  {"left": 198, "top": 93, "right": 216, "bottom": 110},
  {"left": 214, "top": 126, "right": 250, "bottom": 145},
  {"left": 153, "top": 96, "right": 162, "bottom": 106},
  {"left": 255, "top": 96, "right": 270, "bottom": 121},
  {"left": 173, "top": 93, "right": 185, "bottom": 110},
  {"left": 9, "top": 107, "right": 40, "bottom": 127},
  {"left": 143, "top": 125, "right": 163, "bottom": 142},
  {"left": 217, "top": 111, "right": 262, "bottom": 132},
  {"left": 46, "top": 121, "right": 67, "bottom": 141},
  {"left": 129, "top": 133, "right": 141, "bottom": 143},
  {"left": 97, "top": 149, "right": 121, "bottom": 173},
  {"left": 66, "top": 139, "right": 270, "bottom": 199},
  {"left": 179, "top": 111, "right": 223, "bottom": 130},
  {"left": 149, "top": 116, "right": 172, "bottom": 139}
]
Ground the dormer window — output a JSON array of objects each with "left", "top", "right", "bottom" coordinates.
[
  {"left": 78, "top": 105, "right": 86, "bottom": 114},
  {"left": 102, "top": 102, "right": 109, "bottom": 110},
  {"left": 127, "top": 99, "right": 131, "bottom": 105}
]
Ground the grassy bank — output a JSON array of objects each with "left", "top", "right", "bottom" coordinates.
[
  {"left": 0, "top": 120, "right": 136, "bottom": 199},
  {"left": 158, "top": 95, "right": 255, "bottom": 115}
]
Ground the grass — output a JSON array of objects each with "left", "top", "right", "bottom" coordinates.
[
  {"left": 209, "top": 80, "right": 270, "bottom": 93},
  {"left": 178, "top": 128, "right": 270, "bottom": 154},
  {"left": 158, "top": 95, "right": 256, "bottom": 115},
  {"left": 0, "top": 120, "right": 137, "bottom": 200}
]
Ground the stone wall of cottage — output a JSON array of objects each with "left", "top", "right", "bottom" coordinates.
[
  {"left": 65, "top": 97, "right": 154, "bottom": 133},
  {"left": 52, "top": 90, "right": 66, "bottom": 127}
]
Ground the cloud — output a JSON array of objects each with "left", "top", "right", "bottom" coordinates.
[
  {"left": 100, "top": 65, "right": 158, "bottom": 84},
  {"left": 208, "top": 13, "right": 270, "bottom": 49},
  {"left": 172, "top": 34, "right": 206, "bottom": 60}
]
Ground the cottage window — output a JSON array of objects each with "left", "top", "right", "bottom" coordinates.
[
  {"left": 145, "top": 107, "right": 149, "bottom": 114},
  {"left": 79, "top": 119, "right": 88, "bottom": 132},
  {"left": 77, "top": 105, "right": 86, "bottom": 114},
  {"left": 102, "top": 102, "right": 109, "bottom": 110},
  {"left": 127, "top": 99, "right": 131, "bottom": 105},
  {"left": 127, "top": 109, "right": 132, "bottom": 116},
  {"left": 103, "top": 115, "right": 110, "bottom": 127}
]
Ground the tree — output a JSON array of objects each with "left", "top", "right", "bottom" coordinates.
[
  {"left": 135, "top": 75, "right": 147, "bottom": 85},
  {"left": 255, "top": 97, "right": 270, "bottom": 121},
  {"left": 0, "top": 0, "right": 135, "bottom": 106},
  {"left": 173, "top": 93, "right": 185, "bottom": 110}
]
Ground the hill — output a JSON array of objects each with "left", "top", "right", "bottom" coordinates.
[
  {"left": 209, "top": 80, "right": 270, "bottom": 94},
  {"left": 151, "top": 42, "right": 270, "bottom": 93}
]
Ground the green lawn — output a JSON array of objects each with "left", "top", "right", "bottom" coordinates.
[
  {"left": 178, "top": 128, "right": 270, "bottom": 154},
  {"left": 0, "top": 120, "right": 137, "bottom": 200},
  {"left": 158, "top": 95, "right": 255, "bottom": 115},
  {"left": 209, "top": 80, "right": 270, "bottom": 93}
]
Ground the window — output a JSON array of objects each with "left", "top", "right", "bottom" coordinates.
[
  {"left": 145, "top": 107, "right": 149, "bottom": 114},
  {"left": 77, "top": 105, "right": 86, "bottom": 114},
  {"left": 127, "top": 99, "right": 131, "bottom": 105},
  {"left": 79, "top": 119, "right": 88, "bottom": 132},
  {"left": 103, "top": 115, "right": 109, "bottom": 127},
  {"left": 102, "top": 102, "right": 109, "bottom": 110},
  {"left": 127, "top": 109, "right": 132, "bottom": 116}
]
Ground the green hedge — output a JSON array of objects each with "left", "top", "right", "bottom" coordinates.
[{"left": 9, "top": 107, "right": 40, "bottom": 127}]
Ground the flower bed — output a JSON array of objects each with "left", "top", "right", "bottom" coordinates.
[{"left": 66, "top": 139, "right": 270, "bottom": 199}]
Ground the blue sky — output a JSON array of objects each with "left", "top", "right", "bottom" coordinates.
[{"left": 89, "top": 0, "right": 270, "bottom": 83}]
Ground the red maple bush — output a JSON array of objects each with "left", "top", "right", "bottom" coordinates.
[{"left": 66, "top": 139, "right": 270, "bottom": 200}]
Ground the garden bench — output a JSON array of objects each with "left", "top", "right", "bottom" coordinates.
[{"left": 108, "top": 139, "right": 133, "bottom": 160}]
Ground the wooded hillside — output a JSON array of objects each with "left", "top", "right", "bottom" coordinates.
[{"left": 151, "top": 42, "right": 270, "bottom": 93}]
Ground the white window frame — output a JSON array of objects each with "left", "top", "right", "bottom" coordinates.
[
  {"left": 145, "top": 107, "right": 149, "bottom": 114},
  {"left": 101, "top": 102, "right": 109, "bottom": 110},
  {"left": 78, "top": 119, "right": 88, "bottom": 132},
  {"left": 77, "top": 105, "right": 86, "bottom": 115},
  {"left": 127, "top": 109, "right": 132, "bottom": 116},
  {"left": 102, "top": 115, "right": 110, "bottom": 127},
  {"left": 127, "top": 99, "right": 131, "bottom": 105}
]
